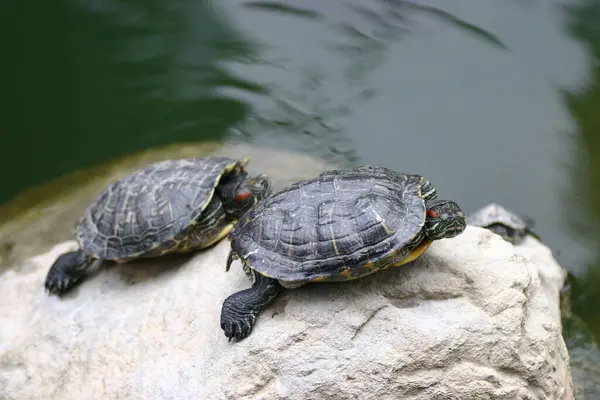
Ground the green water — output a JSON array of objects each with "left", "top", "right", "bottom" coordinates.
[{"left": 2, "top": 0, "right": 599, "bottom": 395}]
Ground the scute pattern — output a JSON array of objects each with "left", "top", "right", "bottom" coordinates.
[
  {"left": 77, "top": 156, "right": 243, "bottom": 260},
  {"left": 229, "top": 165, "right": 427, "bottom": 282}
]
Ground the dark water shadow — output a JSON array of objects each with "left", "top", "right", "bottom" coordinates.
[
  {"left": 392, "top": 0, "right": 508, "bottom": 49},
  {"left": 0, "top": 0, "right": 264, "bottom": 204},
  {"left": 242, "top": 1, "right": 325, "bottom": 19},
  {"left": 341, "top": 0, "right": 507, "bottom": 48},
  {"left": 560, "top": 0, "right": 600, "bottom": 396},
  {"left": 562, "top": 0, "right": 600, "bottom": 338}
]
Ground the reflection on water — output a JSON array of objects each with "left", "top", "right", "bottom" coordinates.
[
  {"left": 224, "top": 0, "right": 512, "bottom": 166},
  {"left": 3, "top": 0, "right": 600, "bottom": 396}
]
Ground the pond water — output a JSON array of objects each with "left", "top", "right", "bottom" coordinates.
[{"left": 3, "top": 0, "right": 600, "bottom": 396}]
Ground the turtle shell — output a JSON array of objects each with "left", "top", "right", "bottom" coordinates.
[
  {"left": 77, "top": 156, "right": 247, "bottom": 261},
  {"left": 229, "top": 165, "right": 430, "bottom": 283},
  {"left": 466, "top": 203, "right": 527, "bottom": 231}
]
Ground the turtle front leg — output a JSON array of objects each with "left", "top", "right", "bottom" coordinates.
[
  {"left": 45, "top": 250, "right": 103, "bottom": 296},
  {"left": 220, "top": 270, "right": 282, "bottom": 342}
]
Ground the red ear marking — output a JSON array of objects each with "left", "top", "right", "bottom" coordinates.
[
  {"left": 235, "top": 191, "right": 253, "bottom": 202},
  {"left": 427, "top": 209, "right": 438, "bottom": 218}
]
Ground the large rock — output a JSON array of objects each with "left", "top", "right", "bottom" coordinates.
[{"left": 0, "top": 223, "right": 573, "bottom": 399}]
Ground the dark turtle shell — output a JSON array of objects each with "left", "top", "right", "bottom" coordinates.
[
  {"left": 466, "top": 203, "right": 527, "bottom": 231},
  {"left": 466, "top": 203, "right": 539, "bottom": 244},
  {"left": 229, "top": 165, "right": 430, "bottom": 283},
  {"left": 77, "top": 156, "right": 247, "bottom": 261}
]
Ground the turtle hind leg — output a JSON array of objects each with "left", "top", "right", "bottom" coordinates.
[
  {"left": 220, "top": 270, "right": 282, "bottom": 342},
  {"left": 44, "top": 250, "right": 103, "bottom": 296}
]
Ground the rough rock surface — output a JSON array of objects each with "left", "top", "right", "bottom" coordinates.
[{"left": 0, "top": 223, "right": 573, "bottom": 399}]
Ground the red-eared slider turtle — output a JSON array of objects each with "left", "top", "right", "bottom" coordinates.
[
  {"left": 220, "top": 165, "right": 466, "bottom": 341},
  {"left": 466, "top": 203, "right": 539, "bottom": 245},
  {"left": 45, "top": 156, "right": 272, "bottom": 296}
]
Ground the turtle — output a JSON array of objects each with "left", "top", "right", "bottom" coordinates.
[
  {"left": 219, "top": 165, "right": 467, "bottom": 341},
  {"left": 44, "top": 156, "right": 273, "bottom": 296},
  {"left": 466, "top": 203, "right": 540, "bottom": 245}
]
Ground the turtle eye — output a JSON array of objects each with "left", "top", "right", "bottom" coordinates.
[
  {"left": 427, "top": 209, "right": 438, "bottom": 218},
  {"left": 235, "top": 191, "right": 253, "bottom": 202}
]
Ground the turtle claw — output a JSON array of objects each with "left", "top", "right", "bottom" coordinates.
[
  {"left": 221, "top": 312, "right": 256, "bottom": 342},
  {"left": 45, "top": 270, "right": 79, "bottom": 296},
  {"left": 43, "top": 250, "right": 97, "bottom": 297}
]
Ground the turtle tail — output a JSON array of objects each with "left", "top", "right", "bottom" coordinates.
[{"left": 226, "top": 249, "right": 236, "bottom": 272}]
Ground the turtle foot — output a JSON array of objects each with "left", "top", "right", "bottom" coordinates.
[
  {"left": 45, "top": 269, "right": 80, "bottom": 296},
  {"left": 220, "top": 271, "right": 282, "bottom": 342},
  {"left": 43, "top": 250, "right": 98, "bottom": 297},
  {"left": 220, "top": 309, "right": 256, "bottom": 342}
]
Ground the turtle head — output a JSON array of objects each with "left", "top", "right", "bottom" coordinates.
[
  {"left": 424, "top": 199, "right": 466, "bottom": 240},
  {"left": 219, "top": 172, "right": 273, "bottom": 218}
]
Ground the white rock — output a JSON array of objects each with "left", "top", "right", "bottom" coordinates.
[{"left": 0, "top": 225, "right": 573, "bottom": 400}]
